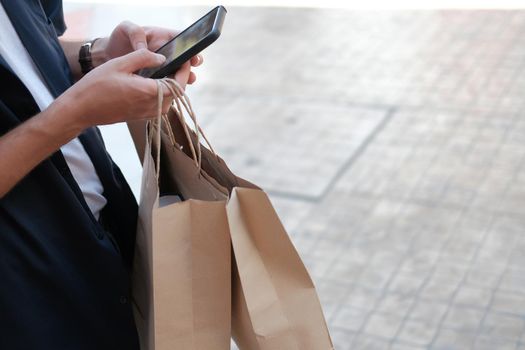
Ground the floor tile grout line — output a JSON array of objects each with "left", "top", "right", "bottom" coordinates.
[
  {"left": 317, "top": 203, "right": 383, "bottom": 326},
  {"left": 421, "top": 100, "right": 499, "bottom": 348},
  {"left": 398, "top": 207, "right": 474, "bottom": 350},
  {"left": 376, "top": 104, "right": 481, "bottom": 348},
  {"left": 320, "top": 187, "right": 405, "bottom": 333},
  {"left": 320, "top": 106, "right": 398, "bottom": 200},
  {"left": 443, "top": 21, "right": 525, "bottom": 347},
  {"left": 424, "top": 186, "right": 499, "bottom": 350},
  {"left": 341, "top": 101, "right": 471, "bottom": 346},
  {"left": 252, "top": 105, "right": 396, "bottom": 201},
  {"left": 387, "top": 180, "right": 466, "bottom": 346},
  {"left": 354, "top": 210, "right": 421, "bottom": 349},
  {"left": 341, "top": 106, "right": 445, "bottom": 345}
]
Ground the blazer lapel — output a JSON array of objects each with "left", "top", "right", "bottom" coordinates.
[{"left": 0, "top": 53, "right": 13, "bottom": 76}]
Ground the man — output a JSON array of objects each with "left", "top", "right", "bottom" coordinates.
[{"left": 0, "top": 0, "right": 202, "bottom": 348}]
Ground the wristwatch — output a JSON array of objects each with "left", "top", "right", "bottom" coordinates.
[{"left": 78, "top": 38, "right": 100, "bottom": 75}]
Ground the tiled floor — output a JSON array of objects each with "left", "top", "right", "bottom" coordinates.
[{"left": 64, "top": 4, "right": 525, "bottom": 349}]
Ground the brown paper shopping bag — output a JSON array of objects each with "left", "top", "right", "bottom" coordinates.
[
  {"left": 162, "top": 80, "right": 333, "bottom": 349},
  {"left": 132, "top": 78, "right": 333, "bottom": 350},
  {"left": 131, "top": 80, "right": 231, "bottom": 350},
  {"left": 227, "top": 188, "right": 333, "bottom": 350}
]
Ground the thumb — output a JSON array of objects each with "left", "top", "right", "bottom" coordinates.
[{"left": 115, "top": 48, "right": 166, "bottom": 73}]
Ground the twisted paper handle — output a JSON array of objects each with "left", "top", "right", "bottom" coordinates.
[{"left": 149, "top": 78, "right": 217, "bottom": 180}]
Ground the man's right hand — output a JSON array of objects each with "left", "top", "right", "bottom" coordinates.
[{"left": 61, "top": 48, "right": 175, "bottom": 130}]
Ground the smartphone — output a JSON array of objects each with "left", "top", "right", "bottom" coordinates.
[{"left": 138, "top": 5, "right": 227, "bottom": 79}]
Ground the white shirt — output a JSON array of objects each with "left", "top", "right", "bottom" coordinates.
[{"left": 0, "top": 4, "right": 107, "bottom": 219}]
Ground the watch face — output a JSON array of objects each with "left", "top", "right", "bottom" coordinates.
[{"left": 79, "top": 42, "right": 94, "bottom": 73}]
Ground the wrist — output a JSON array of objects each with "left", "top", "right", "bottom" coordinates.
[
  {"left": 79, "top": 38, "right": 108, "bottom": 74},
  {"left": 29, "top": 104, "right": 83, "bottom": 154},
  {"left": 45, "top": 90, "right": 90, "bottom": 138},
  {"left": 90, "top": 37, "right": 109, "bottom": 68}
]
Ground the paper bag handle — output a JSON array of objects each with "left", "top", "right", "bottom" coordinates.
[
  {"left": 147, "top": 78, "right": 219, "bottom": 180},
  {"left": 145, "top": 80, "right": 164, "bottom": 180},
  {"left": 159, "top": 79, "right": 219, "bottom": 167}
]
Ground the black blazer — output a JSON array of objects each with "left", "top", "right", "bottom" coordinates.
[{"left": 0, "top": 1, "right": 140, "bottom": 349}]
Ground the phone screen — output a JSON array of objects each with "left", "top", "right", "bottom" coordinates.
[{"left": 138, "top": 8, "right": 218, "bottom": 78}]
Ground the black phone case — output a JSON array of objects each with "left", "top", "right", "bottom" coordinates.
[{"left": 146, "top": 6, "right": 226, "bottom": 79}]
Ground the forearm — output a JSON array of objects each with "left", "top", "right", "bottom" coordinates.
[
  {"left": 58, "top": 39, "right": 84, "bottom": 81},
  {"left": 59, "top": 38, "right": 108, "bottom": 81},
  {"left": 0, "top": 94, "right": 85, "bottom": 197}
]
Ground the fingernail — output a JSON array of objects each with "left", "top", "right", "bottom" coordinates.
[{"left": 136, "top": 42, "right": 147, "bottom": 50}]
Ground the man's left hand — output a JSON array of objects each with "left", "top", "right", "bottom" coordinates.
[{"left": 92, "top": 21, "right": 203, "bottom": 89}]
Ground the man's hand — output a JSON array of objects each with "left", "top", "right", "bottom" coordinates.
[
  {"left": 66, "top": 48, "right": 184, "bottom": 128},
  {"left": 92, "top": 21, "right": 203, "bottom": 89}
]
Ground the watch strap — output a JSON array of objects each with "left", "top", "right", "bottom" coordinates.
[{"left": 78, "top": 38, "right": 100, "bottom": 75}]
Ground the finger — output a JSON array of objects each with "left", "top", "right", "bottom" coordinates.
[
  {"left": 161, "top": 96, "right": 173, "bottom": 114},
  {"left": 174, "top": 61, "right": 191, "bottom": 90},
  {"left": 144, "top": 27, "right": 178, "bottom": 51},
  {"left": 120, "top": 21, "right": 148, "bottom": 50},
  {"left": 187, "top": 71, "right": 197, "bottom": 85},
  {"left": 190, "top": 54, "right": 203, "bottom": 67},
  {"left": 145, "top": 26, "right": 178, "bottom": 42},
  {"left": 138, "top": 77, "right": 172, "bottom": 116},
  {"left": 115, "top": 48, "right": 165, "bottom": 72},
  {"left": 161, "top": 81, "right": 173, "bottom": 97}
]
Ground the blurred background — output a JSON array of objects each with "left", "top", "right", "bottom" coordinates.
[{"left": 63, "top": 1, "right": 525, "bottom": 349}]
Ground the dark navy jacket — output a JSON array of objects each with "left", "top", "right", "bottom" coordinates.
[{"left": 0, "top": 1, "right": 140, "bottom": 349}]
